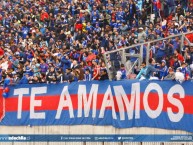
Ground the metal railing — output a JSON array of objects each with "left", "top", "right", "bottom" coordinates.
[{"left": 103, "top": 31, "right": 193, "bottom": 80}]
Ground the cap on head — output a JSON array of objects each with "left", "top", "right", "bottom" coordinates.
[{"left": 161, "top": 60, "right": 166, "bottom": 64}]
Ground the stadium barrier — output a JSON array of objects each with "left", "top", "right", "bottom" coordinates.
[{"left": 103, "top": 31, "right": 193, "bottom": 80}]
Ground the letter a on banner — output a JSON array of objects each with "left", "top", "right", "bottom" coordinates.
[{"left": 0, "top": 87, "right": 5, "bottom": 122}]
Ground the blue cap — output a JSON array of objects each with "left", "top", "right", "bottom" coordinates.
[{"left": 92, "top": 59, "right": 99, "bottom": 64}]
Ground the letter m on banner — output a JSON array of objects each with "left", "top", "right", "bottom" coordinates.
[{"left": 0, "top": 87, "right": 5, "bottom": 122}]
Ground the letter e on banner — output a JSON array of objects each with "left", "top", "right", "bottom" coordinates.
[{"left": 30, "top": 87, "right": 47, "bottom": 119}]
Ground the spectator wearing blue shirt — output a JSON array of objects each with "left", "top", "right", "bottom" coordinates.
[
  {"left": 101, "top": 34, "right": 109, "bottom": 51},
  {"left": 40, "top": 60, "right": 49, "bottom": 73},
  {"left": 119, "top": 64, "right": 127, "bottom": 79},
  {"left": 167, "top": 0, "right": 176, "bottom": 14},
  {"left": 116, "top": 9, "right": 124, "bottom": 21},
  {"left": 173, "top": 56, "right": 181, "bottom": 71},
  {"left": 152, "top": 0, "right": 160, "bottom": 22},
  {"left": 127, "top": 47, "right": 138, "bottom": 63},
  {"left": 54, "top": 5, "right": 59, "bottom": 15},
  {"left": 61, "top": 55, "right": 71, "bottom": 73},
  {"left": 86, "top": 22, "right": 94, "bottom": 32},
  {"left": 120, "top": 23, "right": 128, "bottom": 35},
  {"left": 14, "top": 33, "right": 20, "bottom": 44},
  {"left": 91, "top": 6, "right": 99, "bottom": 17},
  {"left": 136, "top": 61, "right": 147, "bottom": 79},
  {"left": 21, "top": 26, "right": 29, "bottom": 39},
  {"left": 181, "top": 62, "right": 190, "bottom": 80},
  {"left": 40, "top": 26, "right": 46, "bottom": 35},
  {"left": 156, "top": 41, "right": 166, "bottom": 62},
  {"left": 111, "top": 20, "right": 122, "bottom": 29},
  {"left": 145, "top": 58, "right": 159, "bottom": 79},
  {"left": 94, "top": 24, "right": 101, "bottom": 33},
  {"left": 19, "top": 73, "right": 29, "bottom": 84},
  {"left": 84, "top": 69, "right": 92, "bottom": 81},
  {"left": 91, "top": 12, "right": 98, "bottom": 25},
  {"left": 159, "top": 60, "right": 168, "bottom": 80},
  {"left": 70, "top": 3, "right": 77, "bottom": 16},
  {"left": 169, "top": 37, "right": 180, "bottom": 52}
]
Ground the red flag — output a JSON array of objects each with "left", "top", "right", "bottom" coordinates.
[
  {"left": 0, "top": 47, "right": 4, "bottom": 56},
  {"left": 0, "top": 87, "right": 5, "bottom": 122},
  {"left": 157, "top": 0, "right": 161, "bottom": 9}
]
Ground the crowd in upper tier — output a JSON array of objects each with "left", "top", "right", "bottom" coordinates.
[{"left": 0, "top": 0, "right": 193, "bottom": 85}]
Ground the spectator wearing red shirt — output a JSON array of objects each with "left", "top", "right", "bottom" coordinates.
[
  {"left": 92, "top": 60, "right": 100, "bottom": 80},
  {"left": 0, "top": 47, "right": 4, "bottom": 58},
  {"left": 40, "top": 10, "right": 49, "bottom": 22},
  {"left": 174, "top": 49, "right": 184, "bottom": 63},
  {"left": 169, "top": 56, "right": 175, "bottom": 67},
  {"left": 75, "top": 21, "right": 83, "bottom": 31},
  {"left": 0, "top": 14, "right": 2, "bottom": 21}
]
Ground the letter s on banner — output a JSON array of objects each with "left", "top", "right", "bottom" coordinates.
[
  {"left": 167, "top": 84, "right": 185, "bottom": 122},
  {"left": 143, "top": 83, "right": 163, "bottom": 119}
]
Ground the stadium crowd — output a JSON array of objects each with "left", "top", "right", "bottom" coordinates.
[{"left": 0, "top": 0, "right": 193, "bottom": 85}]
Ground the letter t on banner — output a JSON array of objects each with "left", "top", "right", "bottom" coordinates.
[{"left": 14, "top": 88, "right": 29, "bottom": 119}]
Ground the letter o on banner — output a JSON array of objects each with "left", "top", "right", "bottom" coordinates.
[{"left": 143, "top": 83, "right": 163, "bottom": 119}]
